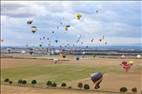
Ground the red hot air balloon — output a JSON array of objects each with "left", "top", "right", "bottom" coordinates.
[{"left": 120, "top": 61, "right": 133, "bottom": 72}]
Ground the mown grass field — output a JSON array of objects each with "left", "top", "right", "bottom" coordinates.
[
  {"left": 1, "top": 62, "right": 124, "bottom": 83},
  {"left": 2, "top": 64, "right": 99, "bottom": 82},
  {"left": 1, "top": 57, "right": 141, "bottom": 94}
]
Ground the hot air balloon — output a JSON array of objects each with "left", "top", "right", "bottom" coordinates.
[
  {"left": 43, "top": 37, "right": 45, "bottom": 39},
  {"left": 52, "top": 31, "right": 55, "bottom": 34},
  {"left": 57, "top": 26, "right": 59, "bottom": 29},
  {"left": 120, "top": 61, "right": 133, "bottom": 72},
  {"left": 76, "top": 13, "right": 82, "bottom": 20},
  {"left": 86, "top": 46, "right": 88, "bottom": 48},
  {"left": 27, "top": 20, "right": 32, "bottom": 24},
  {"left": 39, "top": 44, "right": 42, "bottom": 47},
  {"left": 102, "top": 35, "right": 104, "bottom": 39},
  {"left": 128, "top": 61, "right": 134, "bottom": 65},
  {"left": 77, "top": 39, "right": 80, "bottom": 43},
  {"left": 64, "top": 25, "right": 70, "bottom": 31},
  {"left": 47, "top": 38, "right": 49, "bottom": 40},
  {"left": 91, "top": 38, "right": 94, "bottom": 42},
  {"left": 90, "top": 72, "right": 103, "bottom": 89},
  {"left": 55, "top": 40, "right": 58, "bottom": 43},
  {"left": 121, "top": 61, "right": 127, "bottom": 65},
  {"left": 32, "top": 26, "right": 37, "bottom": 33},
  {"left": 99, "top": 39, "right": 102, "bottom": 42},
  {"left": 64, "top": 27, "right": 68, "bottom": 31},
  {"left": 96, "top": 10, "right": 99, "bottom": 13}
]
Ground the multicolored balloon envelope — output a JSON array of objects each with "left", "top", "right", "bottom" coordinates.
[{"left": 90, "top": 72, "right": 103, "bottom": 81}]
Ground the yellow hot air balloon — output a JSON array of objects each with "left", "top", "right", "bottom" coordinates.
[
  {"left": 128, "top": 61, "right": 134, "bottom": 64},
  {"left": 76, "top": 13, "right": 82, "bottom": 20},
  {"left": 64, "top": 26, "right": 68, "bottom": 31},
  {"left": 32, "top": 26, "right": 37, "bottom": 33}
]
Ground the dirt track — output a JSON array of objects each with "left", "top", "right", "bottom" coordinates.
[{"left": 2, "top": 85, "right": 115, "bottom": 94}]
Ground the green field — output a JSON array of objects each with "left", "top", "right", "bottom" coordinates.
[
  {"left": 1, "top": 58, "right": 141, "bottom": 94},
  {"left": 1, "top": 64, "right": 122, "bottom": 83}
]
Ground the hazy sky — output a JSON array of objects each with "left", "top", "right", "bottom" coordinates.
[{"left": 1, "top": 1, "right": 142, "bottom": 47}]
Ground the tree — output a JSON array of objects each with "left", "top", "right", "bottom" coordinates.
[
  {"left": 61, "top": 82, "right": 66, "bottom": 87},
  {"left": 31, "top": 80, "right": 37, "bottom": 87},
  {"left": 93, "top": 55, "right": 96, "bottom": 58},
  {"left": 46, "top": 81, "right": 52, "bottom": 87},
  {"left": 63, "top": 56, "right": 66, "bottom": 58},
  {"left": 78, "top": 82, "right": 83, "bottom": 89},
  {"left": 84, "top": 84, "right": 90, "bottom": 90},
  {"left": 68, "top": 86, "right": 72, "bottom": 89},
  {"left": 18, "top": 80, "right": 23, "bottom": 84},
  {"left": 120, "top": 87, "right": 128, "bottom": 93},
  {"left": 4, "top": 78, "right": 9, "bottom": 82},
  {"left": 131, "top": 88, "right": 137, "bottom": 94},
  {"left": 52, "top": 82, "right": 57, "bottom": 87},
  {"left": 9, "top": 81, "right": 13, "bottom": 84},
  {"left": 22, "top": 80, "right": 27, "bottom": 85},
  {"left": 31, "top": 80, "right": 37, "bottom": 85}
]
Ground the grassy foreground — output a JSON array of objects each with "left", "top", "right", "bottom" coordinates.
[{"left": 1, "top": 63, "right": 120, "bottom": 83}]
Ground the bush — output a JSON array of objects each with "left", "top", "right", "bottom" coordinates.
[
  {"left": 68, "top": 86, "right": 72, "bottom": 89},
  {"left": 18, "top": 80, "right": 23, "bottom": 84},
  {"left": 63, "top": 55, "right": 66, "bottom": 58},
  {"left": 76, "top": 57, "right": 80, "bottom": 60},
  {"left": 22, "top": 80, "right": 27, "bottom": 85},
  {"left": 131, "top": 88, "right": 137, "bottom": 93},
  {"left": 47, "top": 81, "right": 52, "bottom": 87},
  {"left": 9, "top": 81, "right": 13, "bottom": 84},
  {"left": 84, "top": 84, "right": 90, "bottom": 90},
  {"left": 29, "top": 52, "right": 33, "bottom": 55},
  {"left": 120, "top": 87, "right": 128, "bottom": 93},
  {"left": 31, "top": 80, "right": 37, "bottom": 85},
  {"left": 93, "top": 55, "right": 96, "bottom": 58},
  {"left": 52, "top": 82, "right": 57, "bottom": 87},
  {"left": 4, "top": 78, "right": 9, "bottom": 82},
  {"left": 78, "top": 82, "right": 83, "bottom": 89},
  {"left": 61, "top": 82, "right": 66, "bottom": 87}
]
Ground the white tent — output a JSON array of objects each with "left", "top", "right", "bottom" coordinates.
[
  {"left": 136, "top": 54, "right": 141, "bottom": 59},
  {"left": 121, "top": 55, "right": 126, "bottom": 58}
]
